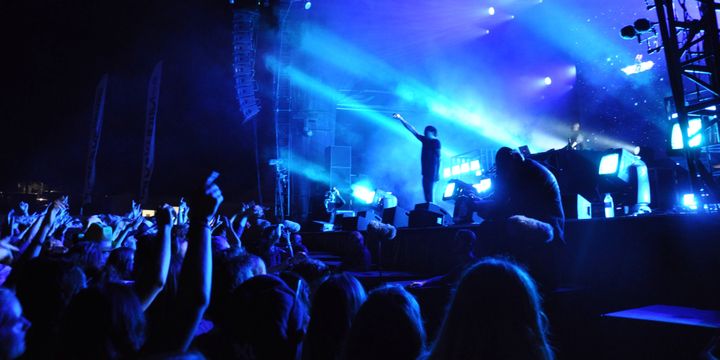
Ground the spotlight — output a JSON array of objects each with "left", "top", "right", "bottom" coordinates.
[
  {"left": 442, "top": 179, "right": 480, "bottom": 201},
  {"left": 599, "top": 153, "right": 620, "bottom": 175},
  {"left": 451, "top": 165, "right": 461, "bottom": 175},
  {"left": 544, "top": 77, "right": 552, "bottom": 86},
  {"left": 488, "top": 7, "right": 495, "bottom": 16},
  {"left": 620, "top": 25, "right": 638, "bottom": 40},
  {"left": 351, "top": 184, "right": 376, "bottom": 204},
  {"left": 472, "top": 178, "right": 492, "bottom": 193},
  {"left": 633, "top": 18, "right": 654, "bottom": 33},
  {"left": 443, "top": 182, "right": 457, "bottom": 200},
  {"left": 304, "top": 1, "right": 312, "bottom": 10},
  {"left": 682, "top": 193, "right": 698, "bottom": 210},
  {"left": 598, "top": 149, "right": 652, "bottom": 214},
  {"left": 671, "top": 118, "right": 703, "bottom": 150}
]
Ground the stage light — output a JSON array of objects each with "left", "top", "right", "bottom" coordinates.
[
  {"left": 443, "top": 182, "right": 456, "bottom": 200},
  {"left": 620, "top": 25, "right": 637, "bottom": 40},
  {"left": 452, "top": 165, "right": 461, "bottom": 175},
  {"left": 460, "top": 162, "right": 470, "bottom": 174},
  {"left": 488, "top": 7, "right": 495, "bottom": 15},
  {"left": 633, "top": 18, "right": 653, "bottom": 33},
  {"left": 352, "top": 184, "right": 376, "bottom": 205},
  {"left": 683, "top": 193, "right": 698, "bottom": 210},
  {"left": 621, "top": 60, "right": 655, "bottom": 75},
  {"left": 544, "top": 77, "right": 552, "bottom": 86},
  {"left": 472, "top": 178, "right": 492, "bottom": 193},
  {"left": 599, "top": 153, "right": 620, "bottom": 175},
  {"left": 443, "top": 168, "right": 452, "bottom": 179},
  {"left": 598, "top": 149, "right": 652, "bottom": 214},
  {"left": 470, "top": 160, "right": 481, "bottom": 171},
  {"left": 304, "top": 1, "right": 311, "bottom": 10},
  {"left": 671, "top": 119, "right": 703, "bottom": 150}
]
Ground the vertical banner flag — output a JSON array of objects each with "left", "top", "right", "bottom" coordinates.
[
  {"left": 82, "top": 74, "right": 109, "bottom": 209},
  {"left": 140, "top": 61, "right": 163, "bottom": 204}
]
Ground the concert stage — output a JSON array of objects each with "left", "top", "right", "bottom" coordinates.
[
  {"left": 304, "top": 213, "right": 720, "bottom": 357},
  {"left": 305, "top": 212, "right": 720, "bottom": 308}
]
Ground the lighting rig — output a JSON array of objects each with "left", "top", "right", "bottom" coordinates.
[{"left": 621, "top": 0, "right": 720, "bottom": 207}]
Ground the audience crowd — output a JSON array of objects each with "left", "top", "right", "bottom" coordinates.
[{"left": 0, "top": 172, "right": 554, "bottom": 360}]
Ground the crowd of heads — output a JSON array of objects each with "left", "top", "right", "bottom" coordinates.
[{"left": 0, "top": 173, "right": 554, "bottom": 360}]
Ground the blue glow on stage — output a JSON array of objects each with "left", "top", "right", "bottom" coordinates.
[{"left": 599, "top": 153, "right": 620, "bottom": 175}]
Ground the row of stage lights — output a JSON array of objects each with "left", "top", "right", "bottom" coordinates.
[{"left": 442, "top": 160, "right": 482, "bottom": 179}]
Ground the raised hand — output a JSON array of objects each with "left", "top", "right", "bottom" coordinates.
[
  {"left": 19, "top": 202, "right": 29, "bottom": 216},
  {"left": 177, "top": 197, "right": 189, "bottom": 225},
  {"left": 46, "top": 198, "right": 67, "bottom": 225},
  {"left": 189, "top": 171, "right": 223, "bottom": 224},
  {"left": 172, "top": 171, "right": 222, "bottom": 352},
  {"left": 392, "top": 113, "right": 405, "bottom": 121},
  {"left": 223, "top": 215, "right": 242, "bottom": 249},
  {"left": 127, "top": 200, "right": 142, "bottom": 220},
  {"left": 156, "top": 204, "right": 176, "bottom": 228},
  {"left": 0, "top": 237, "right": 20, "bottom": 264}
]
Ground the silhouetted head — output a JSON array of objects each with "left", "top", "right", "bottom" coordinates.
[
  {"left": 452, "top": 229, "right": 477, "bottom": 263},
  {"left": 495, "top": 147, "right": 526, "bottom": 186},
  {"left": 229, "top": 275, "right": 306, "bottom": 360},
  {"left": 0, "top": 288, "right": 31, "bottom": 360},
  {"left": 343, "top": 285, "right": 426, "bottom": 360},
  {"left": 67, "top": 241, "right": 108, "bottom": 280},
  {"left": 211, "top": 250, "right": 267, "bottom": 324},
  {"left": 14, "top": 258, "right": 85, "bottom": 335},
  {"left": 59, "top": 284, "right": 146, "bottom": 359},
  {"left": 428, "top": 257, "right": 553, "bottom": 360},
  {"left": 424, "top": 125, "right": 438, "bottom": 139},
  {"left": 105, "top": 247, "right": 135, "bottom": 282},
  {"left": 348, "top": 231, "right": 365, "bottom": 249},
  {"left": 303, "top": 273, "right": 366, "bottom": 360}
]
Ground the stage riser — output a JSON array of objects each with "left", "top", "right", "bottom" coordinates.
[{"left": 303, "top": 213, "right": 720, "bottom": 311}]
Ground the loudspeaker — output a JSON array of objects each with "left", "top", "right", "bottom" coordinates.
[
  {"left": 409, "top": 203, "right": 453, "bottom": 227},
  {"left": 340, "top": 209, "right": 376, "bottom": 231},
  {"left": 383, "top": 207, "right": 409, "bottom": 228},
  {"left": 562, "top": 194, "right": 592, "bottom": 220},
  {"left": 307, "top": 221, "right": 334, "bottom": 232},
  {"left": 326, "top": 146, "right": 352, "bottom": 191},
  {"left": 326, "top": 145, "right": 352, "bottom": 167}
]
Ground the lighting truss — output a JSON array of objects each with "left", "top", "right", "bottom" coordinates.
[{"left": 646, "top": 0, "right": 720, "bottom": 201}]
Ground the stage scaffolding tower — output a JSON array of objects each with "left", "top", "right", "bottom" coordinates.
[
  {"left": 272, "top": 1, "right": 303, "bottom": 220},
  {"left": 651, "top": 0, "right": 720, "bottom": 202}
]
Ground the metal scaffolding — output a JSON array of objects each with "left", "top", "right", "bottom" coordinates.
[{"left": 652, "top": 0, "right": 720, "bottom": 202}]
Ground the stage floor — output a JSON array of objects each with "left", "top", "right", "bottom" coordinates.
[
  {"left": 303, "top": 212, "right": 720, "bottom": 311},
  {"left": 304, "top": 213, "right": 720, "bottom": 358}
]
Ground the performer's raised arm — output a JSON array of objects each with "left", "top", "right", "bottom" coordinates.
[{"left": 393, "top": 113, "right": 422, "bottom": 140}]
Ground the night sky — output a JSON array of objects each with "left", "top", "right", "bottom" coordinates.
[
  {"left": 0, "top": 0, "right": 269, "bottom": 203},
  {"left": 0, "top": 0, "right": 678, "bottom": 210}
]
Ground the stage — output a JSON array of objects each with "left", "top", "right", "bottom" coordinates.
[
  {"left": 305, "top": 212, "right": 720, "bottom": 307},
  {"left": 304, "top": 212, "right": 720, "bottom": 357}
]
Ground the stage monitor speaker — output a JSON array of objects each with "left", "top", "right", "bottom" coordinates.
[
  {"left": 562, "top": 194, "right": 592, "bottom": 220},
  {"left": 326, "top": 146, "right": 352, "bottom": 167},
  {"left": 409, "top": 203, "right": 453, "bottom": 227},
  {"left": 340, "top": 209, "right": 376, "bottom": 231},
  {"left": 326, "top": 146, "right": 352, "bottom": 191},
  {"left": 307, "top": 221, "right": 334, "bottom": 232},
  {"left": 383, "top": 207, "right": 409, "bottom": 228}
]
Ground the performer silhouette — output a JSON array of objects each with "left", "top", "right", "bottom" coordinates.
[{"left": 393, "top": 113, "right": 441, "bottom": 203}]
